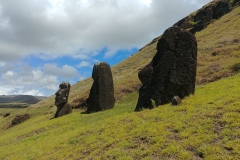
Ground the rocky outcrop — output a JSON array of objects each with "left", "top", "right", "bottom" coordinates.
[
  {"left": 174, "top": 0, "right": 240, "bottom": 34},
  {"left": 3, "top": 112, "right": 10, "bottom": 118},
  {"left": 140, "top": 0, "right": 239, "bottom": 51},
  {"left": 86, "top": 62, "right": 115, "bottom": 113},
  {"left": 11, "top": 114, "right": 31, "bottom": 125},
  {"left": 135, "top": 26, "right": 197, "bottom": 111},
  {"left": 172, "top": 96, "right": 182, "bottom": 106},
  {"left": 54, "top": 82, "right": 72, "bottom": 118}
]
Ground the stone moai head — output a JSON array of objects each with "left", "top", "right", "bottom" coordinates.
[
  {"left": 86, "top": 62, "right": 115, "bottom": 113},
  {"left": 55, "top": 82, "right": 71, "bottom": 106},
  {"left": 135, "top": 26, "right": 197, "bottom": 111}
]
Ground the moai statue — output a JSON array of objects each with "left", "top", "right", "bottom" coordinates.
[
  {"left": 4, "top": 112, "right": 10, "bottom": 118},
  {"left": 86, "top": 62, "right": 115, "bottom": 113},
  {"left": 135, "top": 26, "right": 197, "bottom": 111},
  {"left": 54, "top": 82, "right": 72, "bottom": 118},
  {"left": 11, "top": 114, "right": 31, "bottom": 125}
]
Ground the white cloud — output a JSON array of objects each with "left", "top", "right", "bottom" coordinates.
[
  {"left": 43, "top": 63, "right": 79, "bottom": 78},
  {"left": 0, "top": 61, "right": 5, "bottom": 67},
  {"left": 0, "top": 0, "right": 212, "bottom": 96},
  {"left": 0, "top": 86, "right": 14, "bottom": 95},
  {"left": 0, "top": 64, "right": 61, "bottom": 96},
  {"left": 13, "top": 89, "right": 44, "bottom": 96},
  {"left": 4, "top": 71, "right": 15, "bottom": 76},
  {"left": 0, "top": 0, "right": 212, "bottom": 62},
  {"left": 140, "top": 0, "right": 152, "bottom": 7},
  {"left": 76, "top": 61, "right": 92, "bottom": 68}
]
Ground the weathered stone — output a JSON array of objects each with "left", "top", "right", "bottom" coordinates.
[
  {"left": 138, "top": 62, "right": 153, "bottom": 85},
  {"left": 86, "top": 62, "right": 115, "bottom": 113},
  {"left": 54, "top": 82, "right": 72, "bottom": 118},
  {"left": 140, "top": 0, "right": 239, "bottom": 52},
  {"left": 11, "top": 114, "right": 31, "bottom": 125},
  {"left": 135, "top": 26, "right": 197, "bottom": 111},
  {"left": 172, "top": 96, "right": 182, "bottom": 106},
  {"left": 3, "top": 112, "right": 10, "bottom": 118},
  {"left": 174, "top": 0, "right": 238, "bottom": 34}
]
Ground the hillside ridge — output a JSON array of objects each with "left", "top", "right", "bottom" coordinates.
[{"left": 141, "top": 0, "right": 240, "bottom": 51}]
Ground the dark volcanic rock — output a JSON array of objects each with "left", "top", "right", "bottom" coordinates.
[
  {"left": 55, "top": 103, "right": 72, "bottom": 117},
  {"left": 135, "top": 26, "right": 197, "bottom": 111},
  {"left": 140, "top": 0, "right": 239, "bottom": 51},
  {"left": 54, "top": 82, "right": 72, "bottom": 118},
  {"left": 11, "top": 114, "right": 31, "bottom": 125},
  {"left": 172, "top": 96, "right": 182, "bottom": 106},
  {"left": 3, "top": 112, "right": 10, "bottom": 118},
  {"left": 174, "top": 0, "right": 239, "bottom": 34},
  {"left": 86, "top": 62, "right": 115, "bottom": 113},
  {"left": 138, "top": 62, "right": 153, "bottom": 85}
]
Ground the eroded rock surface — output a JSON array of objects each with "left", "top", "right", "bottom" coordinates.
[
  {"left": 54, "top": 82, "right": 72, "bottom": 118},
  {"left": 86, "top": 62, "right": 115, "bottom": 113},
  {"left": 172, "top": 96, "right": 182, "bottom": 106},
  {"left": 140, "top": 0, "right": 239, "bottom": 51},
  {"left": 11, "top": 114, "right": 31, "bottom": 125},
  {"left": 174, "top": 0, "right": 240, "bottom": 34},
  {"left": 3, "top": 112, "right": 10, "bottom": 118},
  {"left": 135, "top": 26, "right": 197, "bottom": 111}
]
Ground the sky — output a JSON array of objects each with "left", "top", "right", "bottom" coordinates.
[{"left": 0, "top": 0, "right": 212, "bottom": 96}]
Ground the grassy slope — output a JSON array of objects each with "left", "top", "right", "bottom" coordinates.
[
  {"left": 0, "top": 3, "right": 240, "bottom": 160},
  {"left": 195, "top": 5, "right": 240, "bottom": 84},
  {"left": 0, "top": 73, "right": 240, "bottom": 159}
]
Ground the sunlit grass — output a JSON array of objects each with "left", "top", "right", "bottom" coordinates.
[
  {"left": 0, "top": 73, "right": 240, "bottom": 159},
  {"left": 1, "top": 3, "right": 240, "bottom": 160}
]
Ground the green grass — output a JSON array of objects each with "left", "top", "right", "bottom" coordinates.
[
  {"left": 1, "top": 2, "right": 240, "bottom": 159},
  {"left": 196, "top": 5, "right": 240, "bottom": 84},
  {"left": 0, "top": 73, "right": 240, "bottom": 159},
  {"left": 0, "top": 103, "right": 30, "bottom": 109}
]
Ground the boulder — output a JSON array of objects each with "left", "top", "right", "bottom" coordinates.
[
  {"left": 54, "top": 82, "right": 72, "bottom": 118},
  {"left": 172, "top": 96, "right": 182, "bottom": 106},
  {"left": 11, "top": 114, "right": 31, "bottom": 125},
  {"left": 174, "top": 0, "right": 238, "bottom": 34},
  {"left": 86, "top": 62, "right": 115, "bottom": 113},
  {"left": 135, "top": 26, "right": 197, "bottom": 111},
  {"left": 3, "top": 112, "right": 10, "bottom": 118}
]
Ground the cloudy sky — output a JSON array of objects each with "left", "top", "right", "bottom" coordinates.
[{"left": 0, "top": 0, "right": 211, "bottom": 96}]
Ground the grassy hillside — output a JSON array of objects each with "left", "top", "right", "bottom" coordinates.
[
  {"left": 0, "top": 1, "right": 240, "bottom": 159},
  {"left": 0, "top": 73, "right": 240, "bottom": 159}
]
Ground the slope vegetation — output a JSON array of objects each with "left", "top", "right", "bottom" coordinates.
[
  {"left": 0, "top": 1, "right": 240, "bottom": 159},
  {"left": 0, "top": 71, "right": 240, "bottom": 159}
]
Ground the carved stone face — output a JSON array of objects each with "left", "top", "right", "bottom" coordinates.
[{"left": 55, "top": 83, "right": 70, "bottom": 106}]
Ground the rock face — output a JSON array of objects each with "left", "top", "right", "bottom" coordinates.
[
  {"left": 54, "top": 82, "right": 72, "bottom": 118},
  {"left": 172, "top": 96, "right": 182, "bottom": 106},
  {"left": 11, "top": 114, "right": 31, "bottom": 125},
  {"left": 140, "top": 0, "right": 239, "bottom": 51},
  {"left": 86, "top": 62, "right": 115, "bottom": 113},
  {"left": 174, "top": 0, "right": 240, "bottom": 34},
  {"left": 135, "top": 26, "right": 197, "bottom": 111},
  {"left": 3, "top": 112, "right": 10, "bottom": 118}
]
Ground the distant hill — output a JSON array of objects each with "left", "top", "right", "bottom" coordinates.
[{"left": 0, "top": 95, "right": 47, "bottom": 104}]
